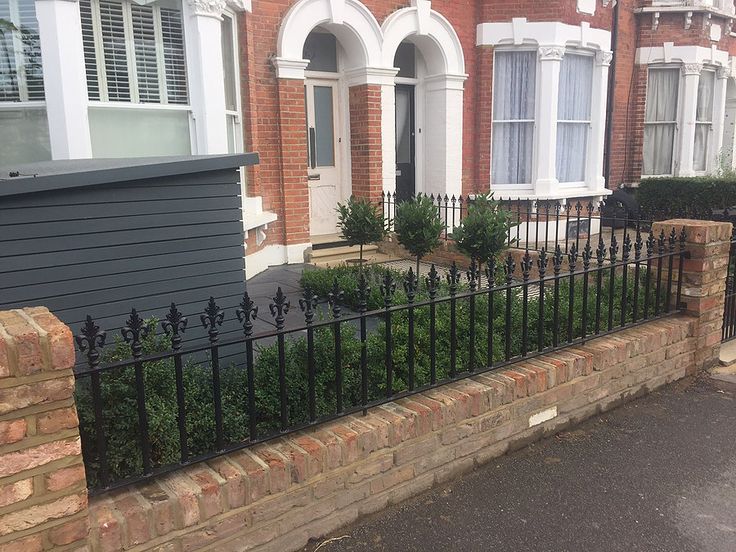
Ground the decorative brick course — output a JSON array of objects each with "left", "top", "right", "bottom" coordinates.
[{"left": 0, "top": 308, "right": 88, "bottom": 552}]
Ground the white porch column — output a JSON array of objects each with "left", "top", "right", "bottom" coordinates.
[
  {"left": 424, "top": 73, "right": 466, "bottom": 198},
  {"left": 381, "top": 82, "right": 397, "bottom": 195},
  {"left": 34, "top": 0, "right": 92, "bottom": 159},
  {"left": 184, "top": 0, "right": 228, "bottom": 154},
  {"left": 587, "top": 50, "right": 612, "bottom": 192},
  {"left": 711, "top": 66, "right": 730, "bottom": 172},
  {"left": 678, "top": 63, "right": 702, "bottom": 176},
  {"left": 535, "top": 46, "right": 564, "bottom": 196}
]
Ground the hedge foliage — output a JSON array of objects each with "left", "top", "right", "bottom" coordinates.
[
  {"left": 77, "top": 267, "right": 664, "bottom": 487},
  {"left": 637, "top": 177, "right": 736, "bottom": 217}
]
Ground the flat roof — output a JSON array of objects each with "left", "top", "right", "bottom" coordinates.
[{"left": 0, "top": 153, "right": 259, "bottom": 198}]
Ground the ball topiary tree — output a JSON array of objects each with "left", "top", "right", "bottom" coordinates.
[
  {"left": 451, "top": 193, "right": 513, "bottom": 278},
  {"left": 336, "top": 196, "right": 387, "bottom": 270},
  {"left": 394, "top": 194, "right": 444, "bottom": 281}
]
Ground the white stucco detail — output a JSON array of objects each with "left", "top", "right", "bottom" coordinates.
[
  {"left": 382, "top": 4, "right": 466, "bottom": 75},
  {"left": 183, "top": 0, "right": 228, "bottom": 154},
  {"left": 35, "top": 0, "right": 92, "bottom": 159},
  {"left": 636, "top": 43, "right": 729, "bottom": 66},
  {"left": 273, "top": 58, "right": 311, "bottom": 80},
  {"left": 477, "top": 18, "right": 612, "bottom": 51},
  {"left": 577, "top": 0, "right": 596, "bottom": 15},
  {"left": 277, "top": 0, "right": 383, "bottom": 72}
]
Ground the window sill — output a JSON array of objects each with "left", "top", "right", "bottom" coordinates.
[{"left": 243, "top": 196, "right": 277, "bottom": 247}]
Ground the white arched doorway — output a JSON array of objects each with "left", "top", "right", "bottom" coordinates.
[
  {"left": 274, "top": 0, "right": 384, "bottom": 237},
  {"left": 381, "top": 2, "right": 467, "bottom": 198}
]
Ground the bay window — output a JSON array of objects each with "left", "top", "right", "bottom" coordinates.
[
  {"left": 0, "top": 0, "right": 51, "bottom": 165},
  {"left": 694, "top": 70, "right": 715, "bottom": 172},
  {"left": 556, "top": 53, "right": 593, "bottom": 184},
  {"left": 642, "top": 67, "right": 680, "bottom": 176},
  {"left": 491, "top": 50, "right": 536, "bottom": 186},
  {"left": 79, "top": 0, "right": 191, "bottom": 157}
]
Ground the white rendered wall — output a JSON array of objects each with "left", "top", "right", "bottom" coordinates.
[{"left": 35, "top": 0, "right": 92, "bottom": 159}]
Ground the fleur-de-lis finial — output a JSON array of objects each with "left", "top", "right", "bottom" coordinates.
[
  {"left": 669, "top": 227, "right": 677, "bottom": 252},
  {"left": 679, "top": 227, "right": 687, "bottom": 250},
  {"left": 467, "top": 259, "right": 479, "bottom": 291},
  {"left": 622, "top": 233, "right": 632, "bottom": 261},
  {"left": 486, "top": 257, "right": 497, "bottom": 287},
  {"left": 380, "top": 271, "right": 396, "bottom": 308},
  {"left": 504, "top": 253, "right": 515, "bottom": 283},
  {"left": 426, "top": 264, "right": 440, "bottom": 299},
  {"left": 582, "top": 241, "right": 592, "bottom": 269},
  {"left": 635, "top": 227, "right": 643, "bottom": 259},
  {"left": 162, "top": 303, "right": 187, "bottom": 350},
  {"left": 658, "top": 228, "right": 666, "bottom": 254},
  {"left": 531, "top": 249, "right": 544, "bottom": 279},
  {"left": 328, "top": 278, "right": 344, "bottom": 319},
  {"left": 596, "top": 236, "right": 606, "bottom": 265},
  {"left": 609, "top": 234, "right": 618, "bottom": 263},
  {"left": 236, "top": 292, "right": 258, "bottom": 337},
  {"left": 646, "top": 232, "right": 656, "bottom": 257},
  {"left": 447, "top": 261, "right": 461, "bottom": 293},
  {"left": 200, "top": 297, "right": 225, "bottom": 343},
  {"left": 549, "top": 245, "right": 562, "bottom": 275},
  {"left": 76, "top": 315, "right": 106, "bottom": 368},
  {"left": 269, "top": 287, "right": 290, "bottom": 330},
  {"left": 357, "top": 273, "right": 371, "bottom": 313},
  {"left": 404, "top": 267, "right": 418, "bottom": 301},
  {"left": 122, "top": 308, "right": 149, "bottom": 358},
  {"left": 298, "top": 287, "right": 318, "bottom": 324},
  {"left": 520, "top": 251, "right": 532, "bottom": 281},
  {"left": 568, "top": 242, "right": 578, "bottom": 271}
]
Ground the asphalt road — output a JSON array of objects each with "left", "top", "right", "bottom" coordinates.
[{"left": 303, "top": 376, "right": 736, "bottom": 552}]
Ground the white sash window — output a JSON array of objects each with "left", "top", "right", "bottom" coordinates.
[
  {"left": 642, "top": 67, "right": 680, "bottom": 176},
  {"left": 79, "top": 0, "right": 188, "bottom": 105},
  {"left": 492, "top": 50, "right": 536, "bottom": 186},
  {"left": 0, "top": 0, "right": 51, "bottom": 165},
  {"left": 556, "top": 53, "right": 593, "bottom": 184},
  {"left": 694, "top": 70, "right": 715, "bottom": 172}
]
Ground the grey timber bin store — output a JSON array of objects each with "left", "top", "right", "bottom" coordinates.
[{"left": 0, "top": 154, "right": 258, "bottom": 351}]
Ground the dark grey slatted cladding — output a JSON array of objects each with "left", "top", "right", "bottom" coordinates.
[{"left": 0, "top": 158, "right": 253, "bottom": 356}]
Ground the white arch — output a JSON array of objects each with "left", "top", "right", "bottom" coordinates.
[
  {"left": 381, "top": 3, "right": 465, "bottom": 76},
  {"left": 276, "top": 0, "right": 383, "bottom": 73}
]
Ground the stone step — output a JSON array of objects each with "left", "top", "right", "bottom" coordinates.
[{"left": 310, "top": 244, "right": 379, "bottom": 259}]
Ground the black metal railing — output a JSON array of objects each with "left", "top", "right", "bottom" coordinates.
[
  {"left": 381, "top": 193, "right": 646, "bottom": 254},
  {"left": 74, "top": 227, "right": 687, "bottom": 495}
]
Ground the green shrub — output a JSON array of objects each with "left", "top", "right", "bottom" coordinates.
[
  {"left": 336, "top": 196, "right": 387, "bottom": 267},
  {"left": 452, "top": 193, "right": 513, "bottom": 272},
  {"left": 394, "top": 195, "right": 444, "bottom": 277},
  {"left": 636, "top": 177, "right": 736, "bottom": 218}
]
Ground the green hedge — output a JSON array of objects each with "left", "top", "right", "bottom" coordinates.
[{"left": 637, "top": 177, "right": 736, "bottom": 217}]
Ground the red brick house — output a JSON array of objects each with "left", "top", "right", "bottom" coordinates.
[{"left": 2, "top": 0, "right": 735, "bottom": 275}]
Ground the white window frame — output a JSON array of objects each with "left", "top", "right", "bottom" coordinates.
[
  {"left": 491, "top": 46, "right": 539, "bottom": 191},
  {"left": 694, "top": 68, "right": 716, "bottom": 174},
  {"left": 222, "top": 8, "right": 243, "bottom": 155},
  {"left": 556, "top": 49, "right": 595, "bottom": 188},
  {"left": 642, "top": 64, "right": 682, "bottom": 178}
]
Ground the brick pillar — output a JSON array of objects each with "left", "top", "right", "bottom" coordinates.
[
  {"left": 653, "top": 219, "right": 733, "bottom": 374},
  {"left": 349, "top": 84, "right": 383, "bottom": 203},
  {"left": 277, "top": 79, "right": 311, "bottom": 245},
  {"left": 0, "top": 308, "right": 88, "bottom": 551}
]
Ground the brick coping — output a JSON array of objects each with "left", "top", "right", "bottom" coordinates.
[{"left": 88, "top": 316, "right": 695, "bottom": 552}]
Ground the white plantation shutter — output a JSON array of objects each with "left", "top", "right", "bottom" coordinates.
[
  {"left": 0, "top": 0, "right": 45, "bottom": 102},
  {"left": 80, "top": 0, "right": 188, "bottom": 104},
  {"left": 160, "top": 6, "right": 187, "bottom": 104}
]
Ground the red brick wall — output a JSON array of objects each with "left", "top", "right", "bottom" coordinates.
[
  {"left": 349, "top": 84, "right": 384, "bottom": 202},
  {"left": 479, "top": 0, "right": 615, "bottom": 28}
]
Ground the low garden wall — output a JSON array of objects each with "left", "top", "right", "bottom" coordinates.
[{"left": 0, "top": 220, "right": 729, "bottom": 552}]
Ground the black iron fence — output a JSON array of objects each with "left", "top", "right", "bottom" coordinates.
[
  {"left": 380, "top": 192, "right": 643, "bottom": 253},
  {"left": 74, "top": 226, "right": 687, "bottom": 495}
]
